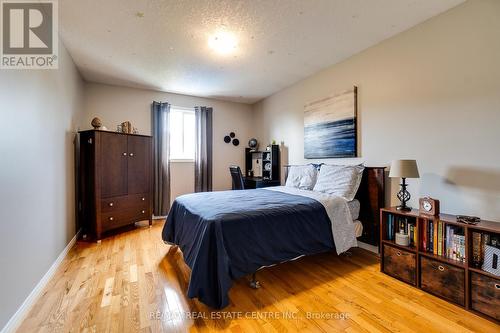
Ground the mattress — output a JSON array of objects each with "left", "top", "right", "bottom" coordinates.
[
  {"left": 353, "top": 220, "right": 363, "bottom": 238},
  {"left": 348, "top": 199, "right": 360, "bottom": 220}
]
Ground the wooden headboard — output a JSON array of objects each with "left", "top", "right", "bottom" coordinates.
[
  {"left": 355, "top": 167, "right": 385, "bottom": 247},
  {"left": 284, "top": 165, "right": 385, "bottom": 247}
]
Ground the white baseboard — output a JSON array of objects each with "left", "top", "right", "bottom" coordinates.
[
  {"left": 1, "top": 230, "right": 81, "bottom": 333},
  {"left": 358, "top": 241, "right": 379, "bottom": 254}
]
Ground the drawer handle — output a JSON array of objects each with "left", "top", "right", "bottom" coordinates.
[
  {"left": 396, "top": 251, "right": 402, "bottom": 256},
  {"left": 129, "top": 153, "right": 134, "bottom": 157},
  {"left": 141, "top": 210, "right": 145, "bottom": 214},
  {"left": 141, "top": 197, "right": 145, "bottom": 201},
  {"left": 109, "top": 217, "right": 114, "bottom": 221},
  {"left": 495, "top": 283, "right": 500, "bottom": 290},
  {"left": 109, "top": 202, "right": 114, "bottom": 207},
  {"left": 123, "top": 152, "right": 127, "bottom": 156},
  {"left": 438, "top": 265, "right": 445, "bottom": 272}
]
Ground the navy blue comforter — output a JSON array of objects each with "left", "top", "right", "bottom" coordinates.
[{"left": 162, "top": 188, "right": 335, "bottom": 308}]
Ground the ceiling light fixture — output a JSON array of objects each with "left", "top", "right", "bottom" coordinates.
[{"left": 208, "top": 31, "right": 238, "bottom": 55}]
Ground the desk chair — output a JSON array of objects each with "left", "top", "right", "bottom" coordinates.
[{"left": 229, "top": 165, "right": 245, "bottom": 190}]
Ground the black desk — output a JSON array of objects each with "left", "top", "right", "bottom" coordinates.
[{"left": 243, "top": 177, "right": 281, "bottom": 189}]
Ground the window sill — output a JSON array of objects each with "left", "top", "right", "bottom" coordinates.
[{"left": 170, "top": 159, "right": 195, "bottom": 163}]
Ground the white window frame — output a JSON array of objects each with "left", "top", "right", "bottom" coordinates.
[{"left": 169, "top": 106, "right": 195, "bottom": 162}]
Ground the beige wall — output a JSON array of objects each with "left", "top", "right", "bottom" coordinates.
[
  {"left": 0, "top": 41, "right": 85, "bottom": 328},
  {"left": 253, "top": 0, "right": 500, "bottom": 221},
  {"left": 82, "top": 83, "right": 254, "bottom": 195}
]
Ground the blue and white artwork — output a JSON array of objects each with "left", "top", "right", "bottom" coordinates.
[{"left": 304, "top": 87, "right": 357, "bottom": 158}]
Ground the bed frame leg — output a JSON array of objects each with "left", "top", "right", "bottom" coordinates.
[{"left": 249, "top": 273, "right": 261, "bottom": 289}]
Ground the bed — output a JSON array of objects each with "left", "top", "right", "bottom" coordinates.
[{"left": 162, "top": 167, "right": 385, "bottom": 309}]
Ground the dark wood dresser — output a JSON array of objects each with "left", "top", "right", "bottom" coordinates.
[{"left": 78, "top": 130, "right": 153, "bottom": 240}]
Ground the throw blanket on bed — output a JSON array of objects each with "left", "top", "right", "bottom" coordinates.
[
  {"left": 265, "top": 186, "right": 357, "bottom": 254},
  {"left": 162, "top": 188, "right": 353, "bottom": 309}
]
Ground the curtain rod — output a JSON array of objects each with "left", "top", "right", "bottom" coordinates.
[{"left": 171, "top": 105, "right": 195, "bottom": 111}]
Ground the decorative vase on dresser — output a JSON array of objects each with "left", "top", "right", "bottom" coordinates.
[{"left": 78, "top": 130, "right": 153, "bottom": 241}]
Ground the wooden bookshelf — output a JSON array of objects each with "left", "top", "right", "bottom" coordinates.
[
  {"left": 380, "top": 207, "right": 500, "bottom": 323},
  {"left": 468, "top": 266, "right": 499, "bottom": 280},
  {"left": 382, "top": 239, "right": 417, "bottom": 253},
  {"left": 419, "top": 251, "right": 467, "bottom": 269}
]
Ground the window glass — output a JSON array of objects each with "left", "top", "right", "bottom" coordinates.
[{"left": 169, "top": 108, "right": 195, "bottom": 160}]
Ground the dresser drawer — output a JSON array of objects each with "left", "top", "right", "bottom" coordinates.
[
  {"left": 101, "top": 206, "right": 150, "bottom": 231},
  {"left": 101, "top": 193, "right": 149, "bottom": 213},
  {"left": 383, "top": 244, "right": 416, "bottom": 285},
  {"left": 471, "top": 272, "right": 500, "bottom": 320},
  {"left": 420, "top": 256, "right": 465, "bottom": 306}
]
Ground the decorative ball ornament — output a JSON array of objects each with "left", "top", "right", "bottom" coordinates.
[
  {"left": 91, "top": 117, "right": 102, "bottom": 129},
  {"left": 248, "top": 138, "right": 258, "bottom": 150}
]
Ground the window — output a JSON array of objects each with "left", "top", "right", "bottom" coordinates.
[{"left": 169, "top": 107, "right": 195, "bottom": 160}]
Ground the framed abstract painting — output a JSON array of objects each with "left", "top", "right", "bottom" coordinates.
[{"left": 304, "top": 86, "right": 358, "bottom": 158}]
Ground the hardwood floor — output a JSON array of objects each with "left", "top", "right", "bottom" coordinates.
[{"left": 18, "top": 221, "right": 498, "bottom": 333}]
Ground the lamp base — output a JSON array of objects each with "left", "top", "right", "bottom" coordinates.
[
  {"left": 396, "top": 177, "right": 412, "bottom": 212},
  {"left": 396, "top": 205, "right": 412, "bottom": 212}
]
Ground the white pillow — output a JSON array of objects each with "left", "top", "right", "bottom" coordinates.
[
  {"left": 313, "top": 164, "right": 365, "bottom": 201},
  {"left": 285, "top": 165, "right": 318, "bottom": 190}
]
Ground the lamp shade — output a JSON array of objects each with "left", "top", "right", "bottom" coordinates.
[{"left": 389, "top": 159, "right": 420, "bottom": 178}]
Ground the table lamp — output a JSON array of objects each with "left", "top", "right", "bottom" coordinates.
[{"left": 389, "top": 159, "right": 420, "bottom": 211}]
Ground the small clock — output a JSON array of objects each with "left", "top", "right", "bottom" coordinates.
[{"left": 419, "top": 197, "right": 440, "bottom": 216}]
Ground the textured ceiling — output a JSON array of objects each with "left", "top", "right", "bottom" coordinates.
[{"left": 60, "top": 0, "right": 464, "bottom": 104}]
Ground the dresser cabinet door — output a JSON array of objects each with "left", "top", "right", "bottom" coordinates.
[
  {"left": 127, "top": 135, "right": 151, "bottom": 194},
  {"left": 100, "top": 133, "right": 128, "bottom": 198}
]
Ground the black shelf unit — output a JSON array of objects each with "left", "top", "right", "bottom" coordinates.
[{"left": 245, "top": 144, "right": 280, "bottom": 181}]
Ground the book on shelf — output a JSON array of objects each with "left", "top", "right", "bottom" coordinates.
[
  {"left": 433, "top": 221, "right": 438, "bottom": 255},
  {"left": 429, "top": 221, "right": 434, "bottom": 253},
  {"left": 472, "top": 232, "right": 500, "bottom": 271},
  {"left": 422, "top": 219, "right": 427, "bottom": 251},
  {"left": 471, "top": 232, "right": 482, "bottom": 267},
  {"left": 437, "top": 221, "right": 443, "bottom": 256},
  {"left": 386, "top": 213, "right": 416, "bottom": 247},
  {"left": 409, "top": 225, "right": 415, "bottom": 247},
  {"left": 453, "top": 234, "right": 466, "bottom": 262},
  {"left": 390, "top": 215, "right": 395, "bottom": 240},
  {"left": 441, "top": 222, "right": 446, "bottom": 256},
  {"left": 387, "top": 214, "right": 392, "bottom": 240},
  {"left": 413, "top": 224, "right": 417, "bottom": 246},
  {"left": 444, "top": 224, "right": 466, "bottom": 262},
  {"left": 422, "top": 219, "right": 446, "bottom": 256},
  {"left": 387, "top": 215, "right": 389, "bottom": 239},
  {"left": 446, "top": 225, "right": 454, "bottom": 258},
  {"left": 391, "top": 215, "right": 394, "bottom": 240}
]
